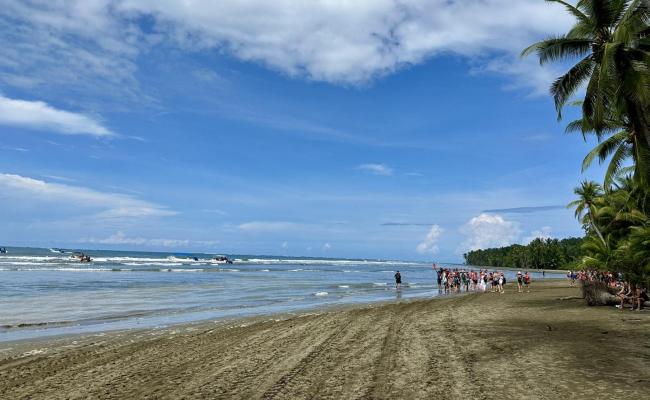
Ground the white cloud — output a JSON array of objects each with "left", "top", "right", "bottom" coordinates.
[
  {"left": 523, "top": 226, "right": 553, "bottom": 244},
  {"left": 459, "top": 213, "right": 521, "bottom": 252},
  {"left": 80, "top": 231, "right": 220, "bottom": 248},
  {"left": 237, "top": 221, "right": 302, "bottom": 233},
  {"left": 0, "top": 173, "right": 174, "bottom": 218},
  {"left": 0, "top": 0, "right": 574, "bottom": 94},
  {"left": 323, "top": 243, "right": 332, "bottom": 251},
  {"left": 0, "top": 145, "right": 29, "bottom": 152},
  {"left": 357, "top": 163, "right": 393, "bottom": 176},
  {"left": 478, "top": 55, "right": 563, "bottom": 97},
  {"left": 0, "top": 95, "right": 114, "bottom": 137},
  {"left": 416, "top": 225, "right": 443, "bottom": 255}
]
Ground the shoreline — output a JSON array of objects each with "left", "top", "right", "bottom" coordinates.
[
  {"left": 0, "top": 273, "right": 566, "bottom": 344},
  {"left": 0, "top": 282, "right": 483, "bottom": 350},
  {"left": 2, "top": 280, "right": 648, "bottom": 399}
]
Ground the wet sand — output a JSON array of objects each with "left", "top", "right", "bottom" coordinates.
[{"left": 1, "top": 281, "right": 649, "bottom": 399}]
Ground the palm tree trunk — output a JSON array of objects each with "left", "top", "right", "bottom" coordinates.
[{"left": 589, "top": 213, "right": 607, "bottom": 248}]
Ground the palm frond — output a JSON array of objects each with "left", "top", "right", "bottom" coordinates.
[
  {"left": 604, "top": 141, "right": 634, "bottom": 188},
  {"left": 521, "top": 37, "right": 592, "bottom": 64},
  {"left": 582, "top": 130, "right": 630, "bottom": 172},
  {"left": 551, "top": 55, "right": 595, "bottom": 114}
]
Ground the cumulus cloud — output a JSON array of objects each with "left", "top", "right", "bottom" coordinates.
[
  {"left": 0, "top": 173, "right": 174, "bottom": 218},
  {"left": 357, "top": 163, "right": 393, "bottom": 176},
  {"left": 0, "top": 95, "right": 114, "bottom": 137},
  {"left": 416, "top": 225, "right": 443, "bottom": 255},
  {"left": 523, "top": 226, "right": 553, "bottom": 244},
  {"left": 0, "top": 0, "right": 573, "bottom": 94},
  {"left": 80, "top": 231, "right": 220, "bottom": 248},
  {"left": 459, "top": 213, "right": 521, "bottom": 252}
]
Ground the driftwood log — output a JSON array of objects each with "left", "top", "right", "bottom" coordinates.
[{"left": 580, "top": 280, "right": 650, "bottom": 307}]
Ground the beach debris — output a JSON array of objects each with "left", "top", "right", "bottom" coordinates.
[{"left": 546, "top": 325, "right": 552, "bottom": 331}]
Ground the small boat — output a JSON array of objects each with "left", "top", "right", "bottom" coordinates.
[
  {"left": 71, "top": 252, "right": 92, "bottom": 262},
  {"left": 213, "top": 255, "right": 233, "bottom": 264}
]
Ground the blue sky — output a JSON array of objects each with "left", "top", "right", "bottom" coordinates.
[{"left": 0, "top": 1, "right": 606, "bottom": 261}]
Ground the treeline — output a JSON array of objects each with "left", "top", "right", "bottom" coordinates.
[{"left": 463, "top": 237, "right": 584, "bottom": 270}]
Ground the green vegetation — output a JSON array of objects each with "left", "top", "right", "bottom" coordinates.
[
  {"left": 522, "top": 0, "right": 650, "bottom": 287},
  {"left": 463, "top": 237, "right": 584, "bottom": 270}
]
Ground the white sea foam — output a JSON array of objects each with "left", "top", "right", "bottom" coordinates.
[
  {"left": 373, "top": 282, "right": 388, "bottom": 286},
  {"left": 313, "top": 291, "right": 328, "bottom": 296},
  {"left": 233, "top": 258, "right": 422, "bottom": 267},
  {"left": 169, "top": 268, "right": 203, "bottom": 272},
  {"left": 338, "top": 285, "right": 350, "bottom": 288}
]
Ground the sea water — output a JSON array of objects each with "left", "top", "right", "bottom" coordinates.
[{"left": 0, "top": 247, "right": 561, "bottom": 342}]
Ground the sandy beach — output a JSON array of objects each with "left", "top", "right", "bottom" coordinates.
[{"left": 1, "top": 280, "right": 649, "bottom": 399}]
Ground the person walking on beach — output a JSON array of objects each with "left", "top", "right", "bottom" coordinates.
[
  {"left": 394, "top": 270, "right": 402, "bottom": 290},
  {"left": 524, "top": 272, "right": 532, "bottom": 292},
  {"left": 516, "top": 271, "right": 523, "bottom": 293}
]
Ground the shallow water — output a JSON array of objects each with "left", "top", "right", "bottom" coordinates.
[{"left": 0, "top": 247, "right": 561, "bottom": 341}]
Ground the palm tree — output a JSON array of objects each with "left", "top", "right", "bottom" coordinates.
[
  {"left": 568, "top": 105, "right": 650, "bottom": 187},
  {"left": 568, "top": 180, "right": 608, "bottom": 246},
  {"left": 615, "top": 225, "right": 650, "bottom": 285},
  {"left": 522, "top": 0, "right": 650, "bottom": 152},
  {"left": 580, "top": 234, "right": 616, "bottom": 269}
]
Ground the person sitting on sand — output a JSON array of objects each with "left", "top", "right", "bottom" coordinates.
[
  {"left": 394, "top": 270, "right": 402, "bottom": 290},
  {"left": 617, "top": 283, "right": 633, "bottom": 310}
]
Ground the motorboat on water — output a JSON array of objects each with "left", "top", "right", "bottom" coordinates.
[
  {"left": 71, "top": 252, "right": 92, "bottom": 262},
  {"left": 213, "top": 255, "right": 233, "bottom": 264}
]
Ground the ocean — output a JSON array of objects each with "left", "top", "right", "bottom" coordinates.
[{"left": 0, "top": 247, "right": 560, "bottom": 342}]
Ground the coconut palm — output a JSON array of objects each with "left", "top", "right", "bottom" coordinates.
[
  {"left": 568, "top": 106, "right": 650, "bottom": 187},
  {"left": 580, "top": 234, "right": 616, "bottom": 269},
  {"left": 522, "top": 0, "right": 650, "bottom": 151},
  {"left": 568, "top": 180, "right": 608, "bottom": 246},
  {"left": 615, "top": 225, "right": 650, "bottom": 285}
]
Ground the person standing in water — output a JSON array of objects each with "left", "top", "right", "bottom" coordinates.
[{"left": 394, "top": 270, "right": 402, "bottom": 290}]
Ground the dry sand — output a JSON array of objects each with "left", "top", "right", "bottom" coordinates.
[{"left": 1, "top": 281, "right": 649, "bottom": 399}]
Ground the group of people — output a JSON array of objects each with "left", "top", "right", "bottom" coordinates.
[
  {"left": 567, "top": 269, "right": 648, "bottom": 311},
  {"left": 616, "top": 282, "right": 649, "bottom": 311},
  {"left": 394, "top": 266, "right": 533, "bottom": 294}
]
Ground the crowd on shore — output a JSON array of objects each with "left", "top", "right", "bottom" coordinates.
[
  {"left": 393, "top": 265, "right": 647, "bottom": 311},
  {"left": 426, "top": 267, "right": 532, "bottom": 294},
  {"left": 566, "top": 269, "right": 649, "bottom": 311}
]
